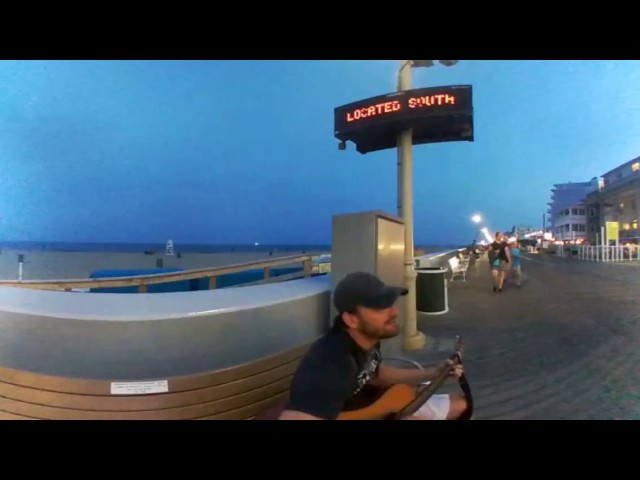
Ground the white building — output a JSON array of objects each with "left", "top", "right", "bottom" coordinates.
[
  {"left": 584, "top": 155, "right": 640, "bottom": 243},
  {"left": 547, "top": 178, "right": 599, "bottom": 241}
]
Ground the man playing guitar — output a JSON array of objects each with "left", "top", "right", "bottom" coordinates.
[{"left": 278, "top": 271, "right": 470, "bottom": 420}]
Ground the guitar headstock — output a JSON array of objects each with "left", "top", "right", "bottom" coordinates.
[
  {"left": 454, "top": 335, "right": 463, "bottom": 353},
  {"left": 453, "top": 335, "right": 464, "bottom": 363}
]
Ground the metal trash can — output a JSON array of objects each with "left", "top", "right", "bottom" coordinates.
[{"left": 416, "top": 267, "right": 449, "bottom": 315}]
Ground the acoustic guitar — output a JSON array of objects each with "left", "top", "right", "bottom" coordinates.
[
  {"left": 337, "top": 336, "right": 471, "bottom": 420},
  {"left": 255, "top": 336, "right": 472, "bottom": 420}
]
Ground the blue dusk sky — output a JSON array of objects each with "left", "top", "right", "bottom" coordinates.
[{"left": 1, "top": 60, "right": 639, "bottom": 246}]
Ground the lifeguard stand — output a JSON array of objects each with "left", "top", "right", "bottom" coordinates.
[{"left": 165, "top": 240, "right": 175, "bottom": 256}]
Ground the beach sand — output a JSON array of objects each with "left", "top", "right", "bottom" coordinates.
[{"left": 0, "top": 249, "right": 327, "bottom": 281}]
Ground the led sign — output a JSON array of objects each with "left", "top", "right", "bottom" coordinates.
[{"left": 334, "top": 85, "right": 474, "bottom": 154}]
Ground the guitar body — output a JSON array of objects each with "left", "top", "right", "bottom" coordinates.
[{"left": 336, "top": 384, "right": 416, "bottom": 420}]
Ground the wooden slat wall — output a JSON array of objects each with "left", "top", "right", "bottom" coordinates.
[
  {"left": 0, "top": 411, "right": 38, "bottom": 420},
  {"left": 0, "top": 343, "right": 311, "bottom": 420}
]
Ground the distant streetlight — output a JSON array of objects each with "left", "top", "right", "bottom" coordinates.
[
  {"left": 396, "top": 60, "right": 459, "bottom": 352},
  {"left": 471, "top": 214, "right": 482, "bottom": 244},
  {"left": 480, "top": 227, "right": 494, "bottom": 243}
]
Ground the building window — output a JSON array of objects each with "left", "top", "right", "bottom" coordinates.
[
  {"left": 564, "top": 208, "right": 569, "bottom": 215},
  {"left": 590, "top": 224, "right": 596, "bottom": 232},
  {"left": 633, "top": 162, "right": 640, "bottom": 172},
  {"left": 623, "top": 223, "right": 631, "bottom": 230},
  {"left": 572, "top": 208, "right": 578, "bottom": 215},
  {"left": 633, "top": 220, "right": 639, "bottom": 230},
  {"left": 589, "top": 208, "right": 596, "bottom": 217},
  {"left": 579, "top": 209, "right": 585, "bottom": 215}
]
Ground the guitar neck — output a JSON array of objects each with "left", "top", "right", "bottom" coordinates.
[{"left": 416, "top": 353, "right": 460, "bottom": 400}]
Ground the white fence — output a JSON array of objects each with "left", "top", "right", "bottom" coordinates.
[{"left": 556, "top": 244, "right": 640, "bottom": 262}]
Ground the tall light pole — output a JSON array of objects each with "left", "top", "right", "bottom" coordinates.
[
  {"left": 396, "top": 60, "right": 459, "bottom": 351},
  {"left": 396, "top": 60, "right": 459, "bottom": 219},
  {"left": 472, "top": 214, "right": 482, "bottom": 244}
]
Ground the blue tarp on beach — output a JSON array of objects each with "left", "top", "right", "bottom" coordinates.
[
  {"left": 88, "top": 267, "right": 307, "bottom": 293},
  {"left": 89, "top": 268, "right": 193, "bottom": 293}
]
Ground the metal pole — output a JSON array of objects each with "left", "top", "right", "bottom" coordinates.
[
  {"left": 397, "top": 143, "right": 403, "bottom": 218},
  {"left": 17, "top": 254, "right": 24, "bottom": 280},
  {"left": 397, "top": 60, "right": 425, "bottom": 351},
  {"left": 396, "top": 63, "right": 405, "bottom": 219}
]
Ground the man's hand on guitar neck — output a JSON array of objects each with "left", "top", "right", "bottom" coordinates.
[
  {"left": 370, "top": 362, "right": 460, "bottom": 388},
  {"left": 372, "top": 360, "right": 464, "bottom": 388},
  {"left": 447, "top": 360, "right": 464, "bottom": 379}
]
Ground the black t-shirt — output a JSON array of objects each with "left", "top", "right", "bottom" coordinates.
[
  {"left": 489, "top": 241, "right": 509, "bottom": 262},
  {"left": 286, "top": 320, "right": 384, "bottom": 419}
]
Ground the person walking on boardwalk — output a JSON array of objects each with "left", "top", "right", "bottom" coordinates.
[
  {"left": 509, "top": 240, "right": 522, "bottom": 287},
  {"left": 488, "top": 232, "right": 511, "bottom": 293}
]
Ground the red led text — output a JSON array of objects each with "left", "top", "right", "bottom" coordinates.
[
  {"left": 408, "top": 94, "right": 456, "bottom": 108},
  {"left": 346, "top": 100, "right": 401, "bottom": 122}
]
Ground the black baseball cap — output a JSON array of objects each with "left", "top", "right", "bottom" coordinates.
[{"left": 333, "top": 272, "right": 408, "bottom": 313}]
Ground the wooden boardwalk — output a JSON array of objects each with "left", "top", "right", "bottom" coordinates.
[{"left": 402, "top": 252, "right": 640, "bottom": 420}]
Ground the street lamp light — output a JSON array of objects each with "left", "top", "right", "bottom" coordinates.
[
  {"left": 471, "top": 214, "right": 482, "bottom": 245},
  {"left": 406, "top": 60, "right": 458, "bottom": 69},
  {"left": 411, "top": 60, "right": 434, "bottom": 68},
  {"left": 396, "top": 60, "right": 459, "bottom": 352},
  {"left": 480, "top": 227, "right": 494, "bottom": 243}
]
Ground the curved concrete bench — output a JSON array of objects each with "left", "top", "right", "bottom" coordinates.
[
  {"left": 0, "top": 275, "right": 330, "bottom": 379},
  {"left": 0, "top": 275, "right": 331, "bottom": 419}
]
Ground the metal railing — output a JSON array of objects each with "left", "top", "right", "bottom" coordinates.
[
  {"left": 0, "top": 253, "right": 330, "bottom": 292},
  {"left": 556, "top": 244, "right": 640, "bottom": 262}
]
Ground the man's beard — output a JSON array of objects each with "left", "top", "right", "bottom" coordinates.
[{"left": 358, "top": 316, "right": 400, "bottom": 339}]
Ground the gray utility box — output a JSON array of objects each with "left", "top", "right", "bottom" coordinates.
[{"left": 330, "top": 210, "right": 406, "bottom": 350}]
